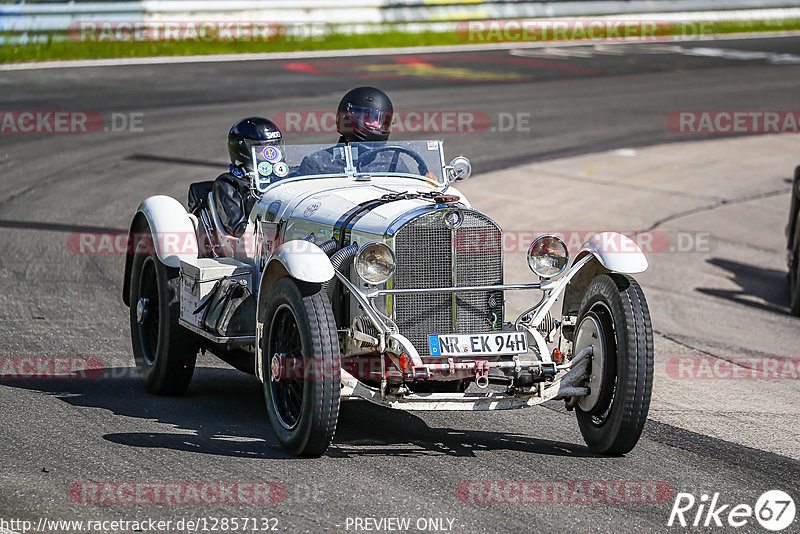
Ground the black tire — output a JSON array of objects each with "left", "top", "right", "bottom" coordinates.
[
  {"left": 129, "top": 230, "right": 198, "bottom": 395},
  {"left": 574, "top": 274, "right": 653, "bottom": 456},
  {"left": 262, "top": 277, "right": 340, "bottom": 457},
  {"left": 789, "top": 238, "right": 800, "bottom": 316}
]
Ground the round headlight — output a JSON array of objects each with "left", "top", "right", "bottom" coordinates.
[
  {"left": 527, "top": 235, "right": 569, "bottom": 278},
  {"left": 355, "top": 242, "right": 396, "bottom": 285}
]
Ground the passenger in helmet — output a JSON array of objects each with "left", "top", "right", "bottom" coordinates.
[
  {"left": 298, "top": 87, "right": 404, "bottom": 176},
  {"left": 213, "top": 117, "right": 283, "bottom": 237}
]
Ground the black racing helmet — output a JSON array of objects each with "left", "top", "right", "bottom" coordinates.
[
  {"left": 336, "top": 87, "right": 393, "bottom": 142},
  {"left": 227, "top": 117, "right": 283, "bottom": 171}
]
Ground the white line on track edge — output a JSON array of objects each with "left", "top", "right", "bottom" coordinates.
[{"left": 2, "top": 29, "right": 800, "bottom": 71}]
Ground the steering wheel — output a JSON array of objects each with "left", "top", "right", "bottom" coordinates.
[{"left": 355, "top": 145, "right": 429, "bottom": 176}]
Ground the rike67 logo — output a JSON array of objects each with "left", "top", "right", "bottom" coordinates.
[{"left": 669, "top": 490, "right": 796, "bottom": 531}]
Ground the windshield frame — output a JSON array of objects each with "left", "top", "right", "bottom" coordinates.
[{"left": 249, "top": 140, "right": 446, "bottom": 194}]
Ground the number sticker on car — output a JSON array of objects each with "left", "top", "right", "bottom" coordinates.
[{"left": 428, "top": 332, "right": 528, "bottom": 357}]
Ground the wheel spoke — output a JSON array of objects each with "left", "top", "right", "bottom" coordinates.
[
  {"left": 269, "top": 305, "right": 306, "bottom": 430},
  {"left": 284, "top": 344, "right": 302, "bottom": 355}
]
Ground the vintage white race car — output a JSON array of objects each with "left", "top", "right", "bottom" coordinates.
[{"left": 122, "top": 140, "right": 653, "bottom": 457}]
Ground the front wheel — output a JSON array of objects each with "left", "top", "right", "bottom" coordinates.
[
  {"left": 574, "top": 274, "right": 653, "bottom": 455},
  {"left": 262, "top": 277, "right": 341, "bottom": 457},
  {"left": 129, "top": 230, "right": 198, "bottom": 395}
]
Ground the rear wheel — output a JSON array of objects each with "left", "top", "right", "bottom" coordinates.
[
  {"left": 574, "top": 274, "right": 653, "bottom": 455},
  {"left": 262, "top": 277, "right": 340, "bottom": 457},
  {"left": 129, "top": 230, "right": 198, "bottom": 395},
  {"left": 789, "top": 238, "right": 800, "bottom": 316}
]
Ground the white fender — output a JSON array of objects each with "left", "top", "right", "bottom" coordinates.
[
  {"left": 575, "top": 231, "right": 648, "bottom": 274},
  {"left": 266, "top": 240, "right": 335, "bottom": 283},
  {"left": 255, "top": 240, "right": 335, "bottom": 381},
  {"left": 134, "top": 195, "right": 198, "bottom": 268}
]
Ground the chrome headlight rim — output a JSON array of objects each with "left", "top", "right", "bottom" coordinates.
[
  {"left": 355, "top": 241, "right": 396, "bottom": 285},
  {"left": 527, "top": 234, "right": 569, "bottom": 279}
]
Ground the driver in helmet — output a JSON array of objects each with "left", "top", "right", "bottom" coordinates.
[
  {"left": 298, "top": 87, "right": 406, "bottom": 175},
  {"left": 213, "top": 117, "right": 283, "bottom": 237}
]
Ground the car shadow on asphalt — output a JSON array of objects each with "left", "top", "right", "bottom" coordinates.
[
  {"left": 0, "top": 365, "right": 598, "bottom": 459},
  {"left": 0, "top": 218, "right": 127, "bottom": 234},
  {"left": 1, "top": 366, "right": 294, "bottom": 459},
  {"left": 695, "top": 257, "right": 792, "bottom": 315},
  {"left": 330, "top": 401, "right": 600, "bottom": 458}
]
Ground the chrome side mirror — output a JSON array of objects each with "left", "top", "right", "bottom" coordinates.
[{"left": 448, "top": 156, "right": 472, "bottom": 182}]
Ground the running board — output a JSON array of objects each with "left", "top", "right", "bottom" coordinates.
[{"left": 179, "top": 318, "right": 255, "bottom": 345}]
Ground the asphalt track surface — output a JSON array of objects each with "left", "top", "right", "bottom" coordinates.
[{"left": 1, "top": 35, "right": 799, "bottom": 533}]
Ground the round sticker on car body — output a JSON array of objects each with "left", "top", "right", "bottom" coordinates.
[
  {"left": 258, "top": 162, "right": 273, "bottom": 176},
  {"left": 262, "top": 146, "right": 282, "bottom": 163},
  {"left": 274, "top": 162, "right": 290, "bottom": 178}
]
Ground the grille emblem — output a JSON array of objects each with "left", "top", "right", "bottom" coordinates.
[{"left": 443, "top": 209, "right": 463, "bottom": 230}]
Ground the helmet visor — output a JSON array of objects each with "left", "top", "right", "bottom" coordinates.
[{"left": 347, "top": 105, "right": 393, "bottom": 135}]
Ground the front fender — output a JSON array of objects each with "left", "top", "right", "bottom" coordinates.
[
  {"left": 267, "top": 240, "right": 335, "bottom": 284},
  {"left": 254, "top": 240, "right": 335, "bottom": 381},
  {"left": 575, "top": 231, "right": 648, "bottom": 274},
  {"left": 122, "top": 195, "right": 197, "bottom": 306},
  {"left": 560, "top": 232, "right": 647, "bottom": 329}
]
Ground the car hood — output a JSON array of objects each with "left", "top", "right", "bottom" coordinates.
[{"left": 253, "top": 176, "right": 469, "bottom": 237}]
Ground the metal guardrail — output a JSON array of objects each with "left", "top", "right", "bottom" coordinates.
[{"left": 3, "top": 0, "right": 800, "bottom": 32}]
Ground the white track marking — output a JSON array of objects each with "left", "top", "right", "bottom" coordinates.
[
  {"left": 682, "top": 46, "right": 800, "bottom": 63},
  {"left": 512, "top": 41, "right": 800, "bottom": 64}
]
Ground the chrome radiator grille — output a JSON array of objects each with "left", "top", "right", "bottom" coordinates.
[{"left": 392, "top": 210, "right": 503, "bottom": 358}]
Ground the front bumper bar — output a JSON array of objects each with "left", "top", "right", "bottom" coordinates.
[{"left": 341, "top": 346, "right": 593, "bottom": 411}]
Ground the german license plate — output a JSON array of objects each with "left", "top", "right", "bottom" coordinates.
[{"left": 428, "top": 332, "right": 528, "bottom": 357}]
